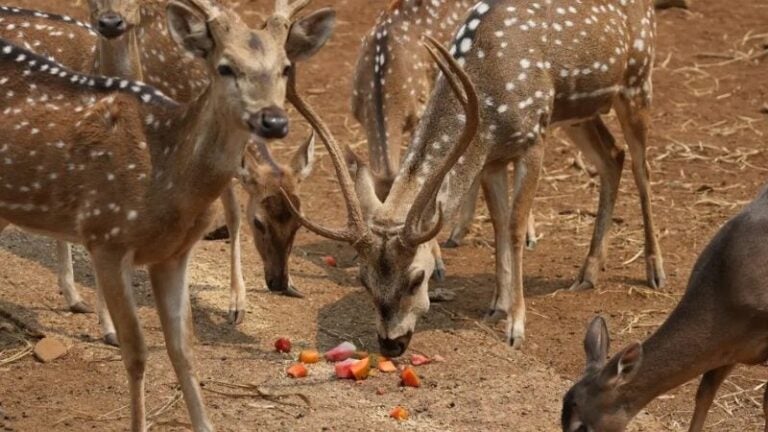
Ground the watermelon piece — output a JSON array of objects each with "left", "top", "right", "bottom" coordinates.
[
  {"left": 334, "top": 358, "right": 358, "bottom": 379},
  {"left": 324, "top": 341, "right": 357, "bottom": 362},
  {"left": 378, "top": 359, "right": 397, "bottom": 373},
  {"left": 400, "top": 366, "right": 421, "bottom": 388},
  {"left": 411, "top": 354, "right": 431, "bottom": 366},
  {"left": 286, "top": 363, "right": 307, "bottom": 378},
  {"left": 322, "top": 255, "right": 337, "bottom": 267},
  {"left": 351, "top": 357, "right": 371, "bottom": 380}
]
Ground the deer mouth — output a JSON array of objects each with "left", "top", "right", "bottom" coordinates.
[{"left": 248, "top": 106, "right": 289, "bottom": 140}]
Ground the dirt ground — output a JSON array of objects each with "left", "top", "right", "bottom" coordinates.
[{"left": 1, "top": 0, "right": 767, "bottom": 431}]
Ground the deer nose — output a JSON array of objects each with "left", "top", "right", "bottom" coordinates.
[
  {"left": 97, "top": 12, "right": 127, "bottom": 39},
  {"left": 378, "top": 332, "right": 413, "bottom": 358},
  {"left": 249, "top": 107, "right": 289, "bottom": 139}
]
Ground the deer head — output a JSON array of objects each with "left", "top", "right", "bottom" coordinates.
[
  {"left": 561, "top": 317, "right": 644, "bottom": 432},
  {"left": 165, "top": 0, "right": 335, "bottom": 140},
  {"left": 283, "top": 36, "right": 479, "bottom": 357},
  {"left": 239, "top": 133, "right": 315, "bottom": 298}
]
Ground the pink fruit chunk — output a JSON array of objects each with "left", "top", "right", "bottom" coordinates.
[
  {"left": 411, "top": 354, "right": 431, "bottom": 366},
  {"left": 324, "top": 341, "right": 357, "bottom": 362},
  {"left": 334, "top": 358, "right": 358, "bottom": 379}
]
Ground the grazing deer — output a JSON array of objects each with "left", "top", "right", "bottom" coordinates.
[
  {"left": 562, "top": 186, "right": 768, "bottom": 432},
  {"left": 287, "top": 0, "right": 666, "bottom": 356},
  {"left": 351, "top": 0, "right": 537, "bottom": 258},
  {"left": 0, "top": 0, "right": 335, "bottom": 429}
]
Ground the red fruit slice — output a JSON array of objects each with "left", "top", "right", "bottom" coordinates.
[
  {"left": 334, "top": 358, "right": 358, "bottom": 379},
  {"left": 286, "top": 363, "right": 307, "bottom": 378},
  {"left": 322, "top": 255, "right": 337, "bottom": 267},
  {"left": 324, "top": 341, "right": 357, "bottom": 362},
  {"left": 400, "top": 366, "right": 421, "bottom": 388},
  {"left": 411, "top": 354, "right": 431, "bottom": 366},
  {"left": 274, "top": 337, "right": 291, "bottom": 353}
]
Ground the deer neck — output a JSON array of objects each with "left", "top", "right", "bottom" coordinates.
[
  {"left": 94, "top": 30, "right": 144, "bottom": 81},
  {"left": 618, "top": 291, "right": 724, "bottom": 417}
]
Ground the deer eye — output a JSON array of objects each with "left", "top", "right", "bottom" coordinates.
[
  {"left": 217, "top": 64, "right": 235, "bottom": 77},
  {"left": 407, "top": 270, "right": 426, "bottom": 295},
  {"left": 252, "top": 217, "right": 266, "bottom": 233},
  {"left": 282, "top": 64, "right": 291, "bottom": 77}
]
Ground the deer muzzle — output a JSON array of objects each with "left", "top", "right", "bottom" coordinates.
[
  {"left": 249, "top": 106, "right": 289, "bottom": 139},
  {"left": 378, "top": 331, "right": 413, "bottom": 357},
  {"left": 97, "top": 12, "right": 128, "bottom": 39}
]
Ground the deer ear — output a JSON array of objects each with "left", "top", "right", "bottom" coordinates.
[
  {"left": 286, "top": 8, "right": 335, "bottom": 62},
  {"left": 291, "top": 131, "right": 316, "bottom": 180},
  {"left": 343, "top": 150, "right": 382, "bottom": 221},
  {"left": 584, "top": 316, "right": 610, "bottom": 370},
  {"left": 600, "top": 342, "right": 643, "bottom": 389},
  {"left": 167, "top": 1, "right": 213, "bottom": 58}
]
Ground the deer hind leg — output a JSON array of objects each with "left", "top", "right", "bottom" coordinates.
[
  {"left": 479, "top": 163, "right": 511, "bottom": 323},
  {"left": 445, "top": 176, "right": 480, "bottom": 248},
  {"left": 689, "top": 365, "right": 734, "bottom": 432},
  {"left": 763, "top": 380, "right": 768, "bottom": 432},
  {"left": 565, "top": 118, "right": 625, "bottom": 291},
  {"left": 614, "top": 97, "right": 666, "bottom": 288},
  {"left": 507, "top": 145, "right": 544, "bottom": 349},
  {"left": 429, "top": 239, "right": 446, "bottom": 282},
  {"left": 55, "top": 241, "right": 93, "bottom": 314},
  {"left": 149, "top": 251, "right": 212, "bottom": 432},
  {"left": 90, "top": 247, "right": 146, "bottom": 432},
  {"left": 221, "top": 184, "right": 246, "bottom": 324}
]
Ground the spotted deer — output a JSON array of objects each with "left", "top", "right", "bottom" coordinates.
[
  {"left": 351, "top": 0, "right": 537, "bottom": 260},
  {"left": 287, "top": 0, "right": 666, "bottom": 357},
  {"left": 0, "top": 0, "right": 335, "bottom": 429},
  {"left": 0, "top": 1, "right": 310, "bottom": 336},
  {"left": 563, "top": 186, "right": 768, "bottom": 432}
]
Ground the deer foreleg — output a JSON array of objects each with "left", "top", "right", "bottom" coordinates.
[
  {"left": 689, "top": 365, "right": 734, "bottom": 432},
  {"left": 221, "top": 184, "right": 246, "bottom": 324},
  {"left": 149, "top": 251, "right": 212, "bottom": 432},
  {"left": 479, "top": 163, "right": 511, "bottom": 322},
  {"left": 55, "top": 241, "right": 93, "bottom": 313},
  {"left": 90, "top": 248, "right": 145, "bottom": 432},
  {"left": 507, "top": 146, "right": 544, "bottom": 349},
  {"left": 565, "top": 118, "right": 624, "bottom": 291}
]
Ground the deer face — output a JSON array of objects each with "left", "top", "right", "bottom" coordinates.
[
  {"left": 358, "top": 235, "right": 434, "bottom": 357},
  {"left": 561, "top": 317, "right": 643, "bottom": 432},
  {"left": 241, "top": 134, "right": 314, "bottom": 297},
  {"left": 166, "top": 0, "right": 335, "bottom": 140},
  {"left": 88, "top": 0, "right": 140, "bottom": 39}
]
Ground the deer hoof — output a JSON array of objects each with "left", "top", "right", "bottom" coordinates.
[
  {"left": 103, "top": 333, "right": 119, "bottom": 347},
  {"left": 69, "top": 301, "right": 93, "bottom": 314},
  {"left": 441, "top": 238, "right": 461, "bottom": 249},
  {"left": 646, "top": 256, "right": 666, "bottom": 289},
  {"left": 484, "top": 309, "right": 506, "bottom": 323},
  {"left": 509, "top": 335, "right": 525, "bottom": 350},
  {"left": 228, "top": 309, "right": 246, "bottom": 325},
  {"left": 281, "top": 286, "right": 305, "bottom": 299},
  {"left": 431, "top": 259, "right": 446, "bottom": 282},
  {"left": 203, "top": 225, "right": 230, "bottom": 241},
  {"left": 525, "top": 236, "right": 537, "bottom": 251},
  {"left": 429, "top": 288, "right": 455, "bottom": 302},
  {"left": 569, "top": 279, "right": 594, "bottom": 291}
]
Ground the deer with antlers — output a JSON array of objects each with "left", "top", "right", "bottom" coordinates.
[
  {"left": 352, "top": 0, "right": 537, "bottom": 264},
  {"left": 0, "top": 0, "right": 334, "bottom": 429},
  {"left": 563, "top": 186, "right": 768, "bottom": 432},
  {"left": 287, "top": 0, "right": 665, "bottom": 356}
]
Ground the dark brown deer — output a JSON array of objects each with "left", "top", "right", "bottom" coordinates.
[
  {"left": 287, "top": 0, "right": 665, "bottom": 357},
  {"left": 0, "top": 0, "right": 335, "bottom": 429},
  {"left": 562, "top": 186, "right": 768, "bottom": 431}
]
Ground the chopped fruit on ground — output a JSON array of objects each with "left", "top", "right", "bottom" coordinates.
[
  {"left": 411, "top": 354, "right": 431, "bottom": 366},
  {"left": 324, "top": 341, "right": 356, "bottom": 362},
  {"left": 400, "top": 366, "right": 421, "bottom": 388},
  {"left": 351, "top": 357, "right": 371, "bottom": 380},
  {"left": 286, "top": 363, "right": 307, "bottom": 378},
  {"left": 352, "top": 350, "right": 369, "bottom": 359},
  {"left": 433, "top": 354, "right": 446, "bottom": 362},
  {"left": 334, "top": 358, "right": 358, "bottom": 379},
  {"left": 274, "top": 337, "right": 291, "bottom": 353},
  {"left": 378, "top": 359, "right": 397, "bottom": 373},
  {"left": 389, "top": 406, "right": 409, "bottom": 421},
  {"left": 322, "top": 255, "right": 337, "bottom": 267},
  {"left": 298, "top": 349, "right": 321, "bottom": 364}
]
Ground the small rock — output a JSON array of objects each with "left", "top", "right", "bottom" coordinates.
[{"left": 33, "top": 337, "right": 68, "bottom": 363}]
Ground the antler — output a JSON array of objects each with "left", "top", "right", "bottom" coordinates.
[
  {"left": 282, "top": 69, "right": 373, "bottom": 247},
  {"left": 399, "top": 35, "right": 480, "bottom": 248}
]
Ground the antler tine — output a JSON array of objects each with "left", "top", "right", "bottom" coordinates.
[
  {"left": 279, "top": 188, "right": 361, "bottom": 243},
  {"left": 275, "top": 0, "right": 311, "bottom": 19},
  {"left": 400, "top": 35, "right": 480, "bottom": 248},
  {"left": 285, "top": 69, "right": 372, "bottom": 247}
]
